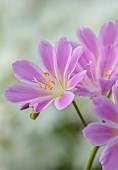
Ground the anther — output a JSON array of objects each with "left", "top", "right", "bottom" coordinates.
[
  {"left": 40, "top": 77, "right": 44, "bottom": 80},
  {"left": 93, "top": 82, "right": 96, "bottom": 84},
  {"left": 44, "top": 72, "right": 50, "bottom": 77},
  {"left": 44, "top": 84, "right": 47, "bottom": 90},
  {"left": 48, "top": 79, "right": 55, "bottom": 84},
  {"left": 104, "top": 73, "right": 110, "bottom": 78}
]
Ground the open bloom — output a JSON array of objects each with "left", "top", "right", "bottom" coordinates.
[
  {"left": 5, "top": 38, "right": 86, "bottom": 112},
  {"left": 74, "top": 20, "right": 118, "bottom": 97},
  {"left": 83, "top": 82, "right": 118, "bottom": 170}
]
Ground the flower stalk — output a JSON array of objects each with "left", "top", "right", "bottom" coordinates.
[
  {"left": 84, "top": 90, "right": 113, "bottom": 170},
  {"left": 72, "top": 100, "right": 87, "bottom": 127},
  {"left": 84, "top": 146, "right": 99, "bottom": 170}
]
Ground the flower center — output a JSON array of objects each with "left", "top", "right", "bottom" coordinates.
[
  {"left": 88, "top": 67, "right": 112, "bottom": 86},
  {"left": 33, "top": 72, "right": 57, "bottom": 90},
  {"left": 33, "top": 72, "right": 65, "bottom": 96},
  {"left": 81, "top": 61, "right": 112, "bottom": 92}
]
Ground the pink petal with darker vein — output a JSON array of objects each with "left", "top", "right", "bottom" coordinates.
[{"left": 54, "top": 91, "right": 74, "bottom": 110}]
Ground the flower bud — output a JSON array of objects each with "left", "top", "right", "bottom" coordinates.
[{"left": 30, "top": 110, "right": 40, "bottom": 120}]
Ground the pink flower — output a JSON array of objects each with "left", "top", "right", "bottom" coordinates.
[
  {"left": 74, "top": 20, "right": 118, "bottom": 97},
  {"left": 83, "top": 82, "right": 118, "bottom": 170},
  {"left": 5, "top": 38, "right": 86, "bottom": 112}
]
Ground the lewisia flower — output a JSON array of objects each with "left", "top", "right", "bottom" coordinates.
[
  {"left": 74, "top": 20, "right": 118, "bottom": 97},
  {"left": 5, "top": 38, "right": 86, "bottom": 113},
  {"left": 83, "top": 82, "right": 118, "bottom": 170}
]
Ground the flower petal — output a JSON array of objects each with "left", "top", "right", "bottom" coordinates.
[
  {"left": 83, "top": 122, "right": 118, "bottom": 146},
  {"left": 100, "top": 140, "right": 118, "bottom": 170},
  {"left": 5, "top": 84, "right": 46, "bottom": 104},
  {"left": 67, "top": 46, "right": 83, "bottom": 77},
  {"left": 98, "top": 45, "right": 117, "bottom": 78},
  {"left": 99, "top": 20, "right": 118, "bottom": 46},
  {"left": 74, "top": 86, "right": 99, "bottom": 97},
  {"left": 77, "top": 26, "right": 99, "bottom": 57},
  {"left": 69, "top": 41, "right": 78, "bottom": 50},
  {"left": 54, "top": 91, "right": 74, "bottom": 110},
  {"left": 92, "top": 96, "right": 118, "bottom": 124},
  {"left": 38, "top": 40, "right": 55, "bottom": 75},
  {"left": 98, "top": 78, "right": 116, "bottom": 96},
  {"left": 29, "top": 95, "right": 54, "bottom": 105},
  {"left": 113, "top": 80, "right": 118, "bottom": 104},
  {"left": 55, "top": 38, "right": 72, "bottom": 76},
  {"left": 67, "top": 70, "right": 86, "bottom": 90},
  {"left": 32, "top": 99, "right": 54, "bottom": 113},
  {"left": 75, "top": 50, "right": 97, "bottom": 80},
  {"left": 12, "top": 60, "right": 44, "bottom": 85}
]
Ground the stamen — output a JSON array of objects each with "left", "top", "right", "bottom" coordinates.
[
  {"left": 44, "top": 72, "right": 50, "bottom": 77},
  {"left": 89, "top": 77, "right": 96, "bottom": 85},
  {"left": 40, "top": 77, "right": 44, "bottom": 80},
  {"left": 81, "top": 81, "right": 88, "bottom": 86},
  {"left": 109, "top": 68, "right": 112, "bottom": 71},
  {"left": 44, "top": 84, "right": 47, "bottom": 90},
  {"left": 48, "top": 79, "right": 55, "bottom": 84},
  {"left": 103, "top": 68, "right": 112, "bottom": 78},
  {"left": 33, "top": 71, "right": 55, "bottom": 91},
  {"left": 51, "top": 80, "right": 55, "bottom": 84},
  {"left": 38, "top": 82, "right": 43, "bottom": 88},
  {"left": 33, "top": 72, "right": 63, "bottom": 92},
  {"left": 87, "top": 60, "right": 96, "bottom": 84},
  {"left": 104, "top": 73, "right": 111, "bottom": 78},
  {"left": 53, "top": 75, "right": 56, "bottom": 79}
]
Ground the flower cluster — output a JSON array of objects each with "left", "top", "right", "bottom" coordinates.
[
  {"left": 74, "top": 20, "right": 118, "bottom": 97},
  {"left": 5, "top": 20, "right": 118, "bottom": 170}
]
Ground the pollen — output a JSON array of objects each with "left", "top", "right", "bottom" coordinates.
[
  {"left": 89, "top": 77, "right": 96, "bottom": 85},
  {"left": 33, "top": 72, "right": 57, "bottom": 91},
  {"left": 44, "top": 72, "right": 50, "bottom": 78},
  {"left": 53, "top": 75, "right": 56, "bottom": 79},
  {"left": 103, "top": 68, "right": 112, "bottom": 78},
  {"left": 92, "top": 81, "right": 96, "bottom": 84},
  {"left": 48, "top": 79, "right": 55, "bottom": 84},
  {"left": 81, "top": 81, "right": 88, "bottom": 86},
  {"left": 104, "top": 73, "right": 111, "bottom": 78}
]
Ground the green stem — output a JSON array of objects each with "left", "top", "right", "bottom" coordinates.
[
  {"left": 84, "top": 91, "right": 112, "bottom": 170},
  {"left": 84, "top": 146, "right": 99, "bottom": 170},
  {"left": 72, "top": 100, "right": 87, "bottom": 127}
]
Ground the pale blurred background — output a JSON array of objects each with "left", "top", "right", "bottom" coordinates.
[{"left": 0, "top": 0, "right": 118, "bottom": 170}]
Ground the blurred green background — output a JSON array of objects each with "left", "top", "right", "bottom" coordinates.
[{"left": 0, "top": 0, "right": 118, "bottom": 169}]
